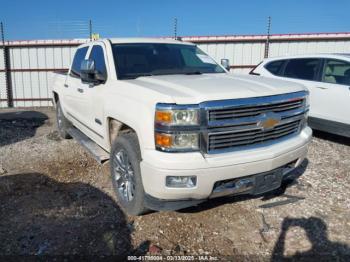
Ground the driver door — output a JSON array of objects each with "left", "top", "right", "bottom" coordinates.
[
  {"left": 79, "top": 43, "right": 109, "bottom": 144},
  {"left": 64, "top": 46, "right": 91, "bottom": 127}
]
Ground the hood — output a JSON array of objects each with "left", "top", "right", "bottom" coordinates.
[{"left": 129, "top": 73, "right": 306, "bottom": 104}]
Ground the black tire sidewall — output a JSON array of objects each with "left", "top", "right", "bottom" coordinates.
[
  {"left": 56, "top": 101, "right": 71, "bottom": 139},
  {"left": 110, "top": 133, "right": 147, "bottom": 215}
]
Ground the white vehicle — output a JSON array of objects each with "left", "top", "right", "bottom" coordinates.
[
  {"left": 251, "top": 54, "right": 350, "bottom": 137},
  {"left": 52, "top": 38, "right": 312, "bottom": 215}
]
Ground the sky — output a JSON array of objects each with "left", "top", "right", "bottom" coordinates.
[{"left": 0, "top": 0, "right": 349, "bottom": 40}]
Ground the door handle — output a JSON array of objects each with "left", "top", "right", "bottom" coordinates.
[
  {"left": 77, "top": 88, "right": 84, "bottom": 93},
  {"left": 64, "top": 84, "right": 69, "bottom": 88},
  {"left": 315, "top": 86, "right": 328, "bottom": 90}
]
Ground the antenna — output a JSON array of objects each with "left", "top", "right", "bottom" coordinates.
[
  {"left": 264, "top": 16, "right": 271, "bottom": 58},
  {"left": 89, "top": 19, "right": 92, "bottom": 41},
  {"left": 174, "top": 17, "right": 177, "bottom": 40}
]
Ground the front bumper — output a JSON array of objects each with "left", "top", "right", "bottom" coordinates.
[{"left": 140, "top": 127, "right": 312, "bottom": 202}]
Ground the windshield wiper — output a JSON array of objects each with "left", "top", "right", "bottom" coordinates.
[
  {"left": 184, "top": 71, "right": 203, "bottom": 75},
  {"left": 121, "top": 73, "right": 153, "bottom": 80}
]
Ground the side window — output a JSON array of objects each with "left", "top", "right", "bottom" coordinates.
[
  {"left": 70, "top": 47, "right": 89, "bottom": 78},
  {"left": 283, "top": 59, "right": 321, "bottom": 81},
  {"left": 89, "top": 45, "right": 107, "bottom": 78},
  {"left": 322, "top": 59, "right": 350, "bottom": 85},
  {"left": 264, "top": 60, "right": 285, "bottom": 76}
]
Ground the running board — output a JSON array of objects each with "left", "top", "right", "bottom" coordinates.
[{"left": 67, "top": 128, "right": 110, "bottom": 163}]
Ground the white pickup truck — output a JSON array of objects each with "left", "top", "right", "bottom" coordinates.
[{"left": 52, "top": 38, "right": 312, "bottom": 215}]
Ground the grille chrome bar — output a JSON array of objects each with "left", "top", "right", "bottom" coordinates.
[
  {"left": 209, "top": 99, "right": 303, "bottom": 120},
  {"left": 208, "top": 107, "right": 305, "bottom": 128},
  {"left": 209, "top": 121, "right": 300, "bottom": 149},
  {"left": 210, "top": 121, "right": 300, "bottom": 143}
]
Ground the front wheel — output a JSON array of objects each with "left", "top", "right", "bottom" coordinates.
[
  {"left": 56, "top": 100, "right": 72, "bottom": 139},
  {"left": 110, "top": 133, "right": 148, "bottom": 216}
]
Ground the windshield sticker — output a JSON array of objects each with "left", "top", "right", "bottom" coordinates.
[{"left": 196, "top": 54, "right": 217, "bottom": 64}]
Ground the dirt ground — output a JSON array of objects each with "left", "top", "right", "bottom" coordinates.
[{"left": 0, "top": 108, "right": 349, "bottom": 261}]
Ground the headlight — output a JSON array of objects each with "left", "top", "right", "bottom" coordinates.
[
  {"left": 301, "top": 110, "right": 309, "bottom": 129},
  {"left": 305, "top": 94, "right": 310, "bottom": 108},
  {"left": 155, "top": 107, "right": 199, "bottom": 126},
  {"left": 155, "top": 132, "right": 199, "bottom": 151},
  {"left": 301, "top": 94, "right": 309, "bottom": 129},
  {"left": 155, "top": 104, "right": 200, "bottom": 152}
]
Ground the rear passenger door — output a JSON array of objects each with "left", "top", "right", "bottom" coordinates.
[
  {"left": 315, "top": 59, "right": 350, "bottom": 125},
  {"left": 280, "top": 58, "right": 324, "bottom": 120}
]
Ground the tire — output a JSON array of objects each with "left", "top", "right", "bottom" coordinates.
[
  {"left": 110, "top": 133, "right": 148, "bottom": 216},
  {"left": 56, "top": 100, "right": 72, "bottom": 139}
]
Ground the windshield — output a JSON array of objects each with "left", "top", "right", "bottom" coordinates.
[{"left": 112, "top": 43, "right": 225, "bottom": 79}]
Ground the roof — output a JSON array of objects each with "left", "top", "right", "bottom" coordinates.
[
  {"left": 264, "top": 53, "right": 350, "bottom": 61},
  {"left": 108, "top": 37, "right": 194, "bottom": 45}
]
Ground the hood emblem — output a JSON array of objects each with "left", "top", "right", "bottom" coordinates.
[{"left": 257, "top": 112, "right": 281, "bottom": 130}]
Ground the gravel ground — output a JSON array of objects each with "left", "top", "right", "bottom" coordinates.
[{"left": 0, "top": 108, "right": 349, "bottom": 261}]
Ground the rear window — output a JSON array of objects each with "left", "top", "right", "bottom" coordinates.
[
  {"left": 283, "top": 58, "right": 321, "bottom": 81},
  {"left": 264, "top": 60, "right": 285, "bottom": 76}
]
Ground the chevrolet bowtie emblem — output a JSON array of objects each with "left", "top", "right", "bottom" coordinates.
[{"left": 257, "top": 112, "right": 281, "bottom": 130}]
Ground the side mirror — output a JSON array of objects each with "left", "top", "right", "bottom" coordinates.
[
  {"left": 221, "top": 59, "right": 230, "bottom": 71},
  {"left": 80, "top": 59, "right": 106, "bottom": 84}
]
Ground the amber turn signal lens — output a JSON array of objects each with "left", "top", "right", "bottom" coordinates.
[
  {"left": 155, "top": 133, "right": 172, "bottom": 148},
  {"left": 155, "top": 111, "right": 172, "bottom": 123}
]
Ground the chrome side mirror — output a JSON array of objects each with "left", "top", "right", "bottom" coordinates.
[
  {"left": 80, "top": 59, "right": 106, "bottom": 84},
  {"left": 81, "top": 59, "right": 95, "bottom": 74},
  {"left": 221, "top": 59, "right": 230, "bottom": 71}
]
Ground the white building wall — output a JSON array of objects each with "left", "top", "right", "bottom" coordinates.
[
  {"left": 269, "top": 40, "right": 350, "bottom": 57},
  {"left": 9, "top": 45, "right": 77, "bottom": 107}
]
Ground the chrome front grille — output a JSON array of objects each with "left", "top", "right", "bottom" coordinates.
[
  {"left": 209, "top": 99, "right": 304, "bottom": 121},
  {"left": 208, "top": 119, "right": 301, "bottom": 151},
  {"left": 202, "top": 91, "right": 309, "bottom": 154}
]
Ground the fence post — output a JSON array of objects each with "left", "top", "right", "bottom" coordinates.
[{"left": 1, "top": 22, "right": 13, "bottom": 107}]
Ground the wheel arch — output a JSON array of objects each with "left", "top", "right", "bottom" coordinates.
[
  {"left": 52, "top": 91, "right": 59, "bottom": 106},
  {"left": 107, "top": 117, "right": 141, "bottom": 151}
]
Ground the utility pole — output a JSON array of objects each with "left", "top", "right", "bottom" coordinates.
[
  {"left": 174, "top": 17, "right": 177, "bottom": 40},
  {"left": 89, "top": 19, "right": 92, "bottom": 41},
  {"left": 264, "top": 16, "right": 271, "bottom": 58},
  {"left": 1, "top": 22, "right": 13, "bottom": 107}
]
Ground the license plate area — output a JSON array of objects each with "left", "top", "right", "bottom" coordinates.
[{"left": 252, "top": 169, "right": 283, "bottom": 195}]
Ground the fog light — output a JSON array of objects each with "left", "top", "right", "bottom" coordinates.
[{"left": 166, "top": 176, "right": 197, "bottom": 188}]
